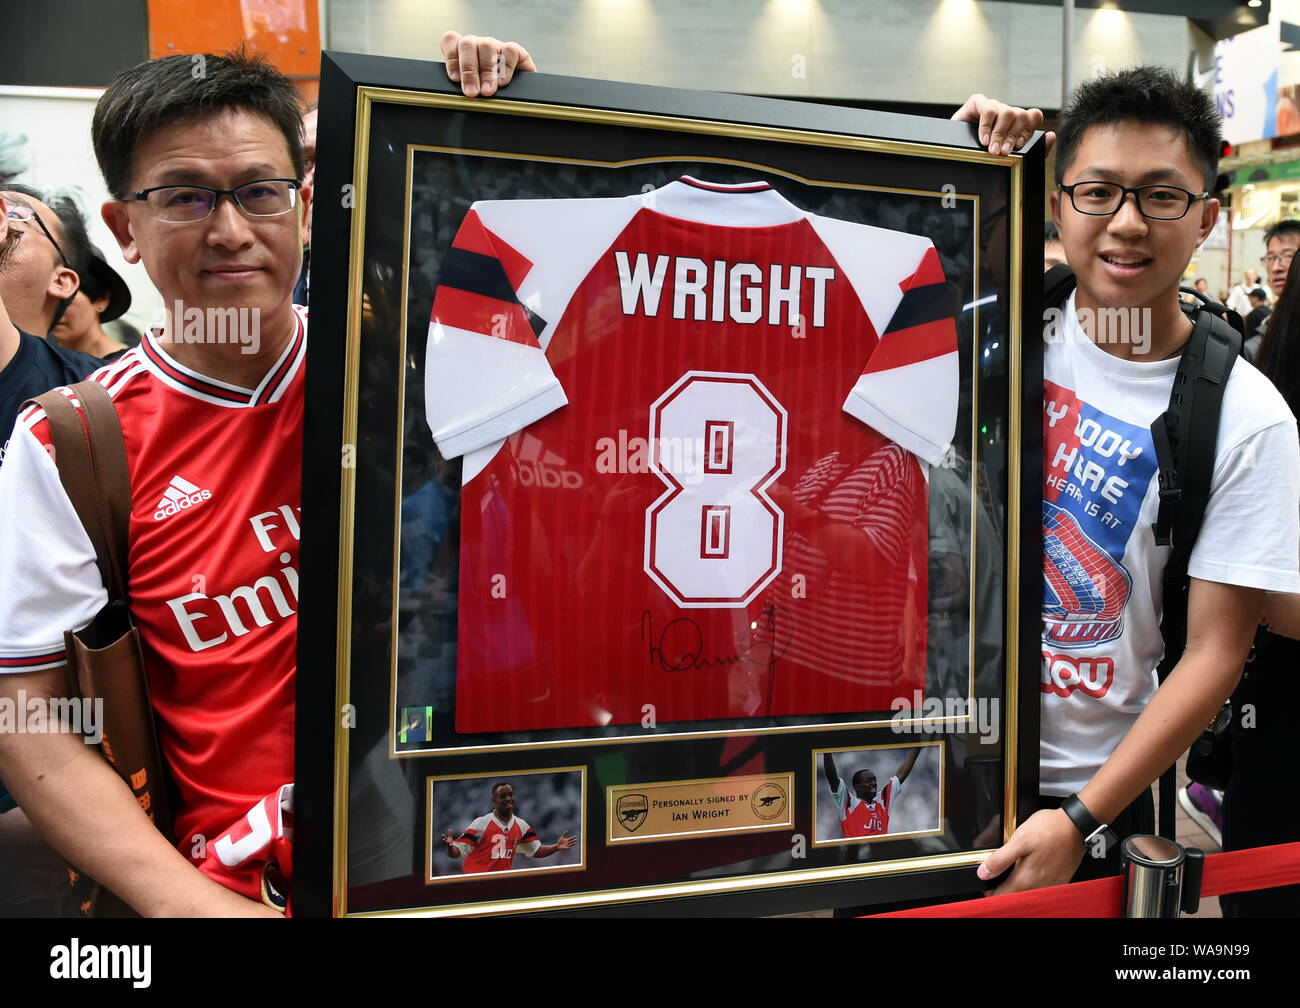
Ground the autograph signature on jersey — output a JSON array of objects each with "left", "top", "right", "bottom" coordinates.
[{"left": 640, "top": 603, "right": 793, "bottom": 674}]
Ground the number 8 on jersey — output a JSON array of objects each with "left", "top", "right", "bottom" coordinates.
[{"left": 644, "top": 371, "right": 787, "bottom": 608}]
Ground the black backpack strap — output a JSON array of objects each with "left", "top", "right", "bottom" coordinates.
[
  {"left": 1178, "top": 285, "right": 1246, "bottom": 340},
  {"left": 1150, "top": 310, "right": 1241, "bottom": 561},
  {"left": 1043, "top": 263, "right": 1077, "bottom": 310},
  {"left": 1149, "top": 308, "right": 1240, "bottom": 837}
]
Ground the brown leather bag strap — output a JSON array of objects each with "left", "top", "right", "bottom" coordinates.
[
  {"left": 74, "top": 380, "right": 131, "bottom": 601},
  {"left": 28, "top": 382, "right": 130, "bottom": 603}
]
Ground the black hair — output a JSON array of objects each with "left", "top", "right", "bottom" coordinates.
[
  {"left": 491, "top": 781, "right": 512, "bottom": 798},
  {"left": 92, "top": 43, "right": 305, "bottom": 199},
  {"left": 1055, "top": 65, "right": 1221, "bottom": 191},
  {"left": 1264, "top": 219, "right": 1300, "bottom": 248},
  {"left": 1258, "top": 254, "right": 1300, "bottom": 420},
  {"left": 3, "top": 181, "right": 73, "bottom": 258},
  {"left": 50, "top": 198, "right": 91, "bottom": 281},
  {"left": 851, "top": 769, "right": 875, "bottom": 791},
  {"left": 1044, "top": 221, "right": 1061, "bottom": 243}
]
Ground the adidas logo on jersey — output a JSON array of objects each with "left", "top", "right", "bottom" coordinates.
[
  {"left": 513, "top": 432, "right": 584, "bottom": 490},
  {"left": 154, "top": 475, "right": 212, "bottom": 521}
]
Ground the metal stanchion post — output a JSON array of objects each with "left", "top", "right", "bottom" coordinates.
[{"left": 1121, "top": 835, "right": 1205, "bottom": 917}]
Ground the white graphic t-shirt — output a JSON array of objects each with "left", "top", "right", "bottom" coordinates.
[{"left": 1040, "top": 293, "right": 1300, "bottom": 793}]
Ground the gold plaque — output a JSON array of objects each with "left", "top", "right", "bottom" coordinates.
[{"left": 607, "top": 774, "right": 793, "bottom": 844}]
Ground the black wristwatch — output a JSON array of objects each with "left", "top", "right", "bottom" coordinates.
[{"left": 1061, "top": 793, "right": 1119, "bottom": 852}]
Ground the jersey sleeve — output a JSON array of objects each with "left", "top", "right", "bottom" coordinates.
[
  {"left": 843, "top": 244, "right": 958, "bottom": 467},
  {"left": 830, "top": 777, "right": 851, "bottom": 821},
  {"left": 514, "top": 817, "right": 541, "bottom": 858},
  {"left": 424, "top": 205, "right": 568, "bottom": 459},
  {"left": 0, "top": 407, "right": 106, "bottom": 673},
  {"left": 881, "top": 775, "right": 902, "bottom": 812},
  {"left": 452, "top": 813, "right": 492, "bottom": 858},
  {"left": 808, "top": 215, "right": 958, "bottom": 467}
]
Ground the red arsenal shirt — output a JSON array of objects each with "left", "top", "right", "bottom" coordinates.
[
  {"left": 0, "top": 308, "right": 306, "bottom": 899},
  {"left": 834, "top": 775, "right": 900, "bottom": 837},
  {"left": 451, "top": 813, "right": 541, "bottom": 873},
  {"left": 425, "top": 178, "right": 957, "bottom": 734}
]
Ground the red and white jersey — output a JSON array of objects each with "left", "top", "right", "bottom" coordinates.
[
  {"left": 451, "top": 813, "right": 541, "bottom": 873},
  {"left": 425, "top": 177, "right": 957, "bottom": 733},
  {"left": 833, "top": 774, "right": 900, "bottom": 837},
  {"left": 0, "top": 307, "right": 307, "bottom": 900}
]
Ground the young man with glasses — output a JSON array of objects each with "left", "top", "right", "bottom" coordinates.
[{"left": 977, "top": 66, "right": 1300, "bottom": 894}]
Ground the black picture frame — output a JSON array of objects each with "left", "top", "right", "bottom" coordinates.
[{"left": 296, "top": 50, "right": 1044, "bottom": 918}]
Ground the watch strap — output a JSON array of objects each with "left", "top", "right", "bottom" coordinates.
[{"left": 1061, "top": 793, "right": 1118, "bottom": 847}]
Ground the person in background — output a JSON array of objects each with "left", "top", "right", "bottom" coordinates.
[
  {"left": 1182, "top": 275, "right": 1211, "bottom": 305},
  {"left": 0, "top": 187, "right": 100, "bottom": 459},
  {"left": 1262, "top": 219, "right": 1300, "bottom": 300},
  {"left": 0, "top": 187, "right": 103, "bottom": 916},
  {"left": 1241, "top": 287, "right": 1271, "bottom": 361},
  {"left": 1227, "top": 267, "right": 1265, "bottom": 316},
  {"left": 292, "top": 103, "right": 317, "bottom": 306},
  {"left": 51, "top": 208, "right": 133, "bottom": 357}
]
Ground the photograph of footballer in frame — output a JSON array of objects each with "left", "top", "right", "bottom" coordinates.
[
  {"left": 813, "top": 742, "right": 943, "bottom": 846},
  {"left": 426, "top": 768, "right": 585, "bottom": 883}
]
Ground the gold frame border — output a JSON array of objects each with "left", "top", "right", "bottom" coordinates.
[
  {"left": 1003, "top": 160, "right": 1023, "bottom": 843},
  {"left": 332, "top": 83, "right": 1026, "bottom": 917},
  {"left": 350, "top": 850, "right": 991, "bottom": 918}
]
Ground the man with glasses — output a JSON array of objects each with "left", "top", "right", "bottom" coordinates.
[
  {"left": 0, "top": 47, "right": 323, "bottom": 917},
  {"left": 976, "top": 66, "right": 1300, "bottom": 895},
  {"left": 0, "top": 188, "right": 77, "bottom": 329},
  {"left": 1262, "top": 219, "right": 1300, "bottom": 298}
]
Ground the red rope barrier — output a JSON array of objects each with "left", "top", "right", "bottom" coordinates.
[{"left": 867, "top": 841, "right": 1300, "bottom": 917}]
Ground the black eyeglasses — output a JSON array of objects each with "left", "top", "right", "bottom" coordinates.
[
  {"left": 4, "top": 202, "right": 72, "bottom": 268},
  {"left": 122, "top": 179, "right": 300, "bottom": 223},
  {"left": 1058, "top": 181, "right": 1210, "bottom": 221}
]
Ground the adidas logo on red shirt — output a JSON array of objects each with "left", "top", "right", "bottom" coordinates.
[{"left": 154, "top": 475, "right": 212, "bottom": 521}]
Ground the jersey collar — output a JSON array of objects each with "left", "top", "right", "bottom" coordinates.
[
  {"left": 138, "top": 305, "right": 307, "bottom": 408},
  {"left": 648, "top": 176, "right": 806, "bottom": 228}
]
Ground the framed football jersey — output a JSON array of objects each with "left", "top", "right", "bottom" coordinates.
[{"left": 297, "top": 51, "right": 1043, "bottom": 917}]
